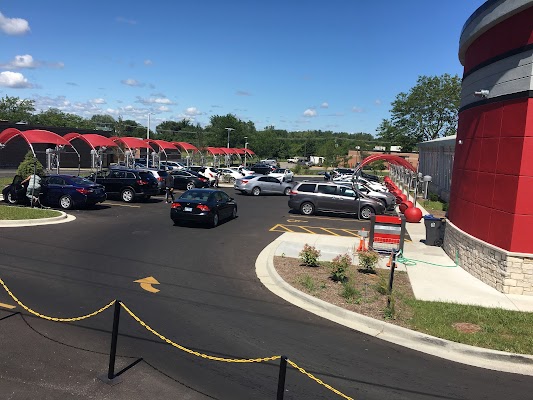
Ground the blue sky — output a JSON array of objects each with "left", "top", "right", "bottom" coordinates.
[{"left": 0, "top": 1, "right": 486, "bottom": 135}]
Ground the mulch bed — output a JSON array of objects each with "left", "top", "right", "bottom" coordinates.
[{"left": 273, "top": 256, "right": 416, "bottom": 328}]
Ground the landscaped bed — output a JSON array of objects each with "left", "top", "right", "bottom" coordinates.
[{"left": 0, "top": 204, "right": 61, "bottom": 220}]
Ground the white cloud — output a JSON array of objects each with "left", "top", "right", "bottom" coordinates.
[
  {"left": 236, "top": 90, "right": 251, "bottom": 96},
  {"left": 121, "top": 78, "right": 143, "bottom": 87},
  {"left": 352, "top": 106, "right": 363, "bottom": 113},
  {"left": 375, "top": 99, "right": 382, "bottom": 105},
  {"left": 136, "top": 96, "right": 173, "bottom": 105},
  {"left": 185, "top": 107, "right": 201, "bottom": 116},
  {"left": 91, "top": 98, "right": 106, "bottom": 104},
  {"left": 7, "top": 54, "right": 36, "bottom": 69},
  {"left": 158, "top": 106, "right": 169, "bottom": 112},
  {"left": 144, "top": 59, "right": 153, "bottom": 65},
  {"left": 320, "top": 102, "right": 329, "bottom": 108},
  {"left": 303, "top": 109, "right": 317, "bottom": 117},
  {"left": 0, "top": 71, "right": 32, "bottom": 88},
  {"left": 0, "top": 12, "right": 30, "bottom": 35}
]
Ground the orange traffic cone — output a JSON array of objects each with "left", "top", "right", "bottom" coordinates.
[{"left": 357, "top": 229, "right": 368, "bottom": 252}]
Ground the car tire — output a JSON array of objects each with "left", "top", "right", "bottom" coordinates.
[
  {"left": 300, "top": 202, "right": 315, "bottom": 215},
  {"left": 6, "top": 192, "right": 18, "bottom": 205},
  {"left": 229, "top": 177, "right": 236, "bottom": 184},
  {"left": 59, "top": 195, "right": 73, "bottom": 210},
  {"left": 283, "top": 187, "right": 291, "bottom": 196},
  {"left": 211, "top": 212, "right": 219, "bottom": 228},
  {"left": 186, "top": 182, "right": 195, "bottom": 190},
  {"left": 231, "top": 206, "right": 237, "bottom": 219},
  {"left": 121, "top": 188, "right": 135, "bottom": 203},
  {"left": 359, "top": 206, "right": 374, "bottom": 220},
  {"left": 252, "top": 187, "right": 261, "bottom": 196}
]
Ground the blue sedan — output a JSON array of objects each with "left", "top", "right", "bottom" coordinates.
[{"left": 2, "top": 174, "right": 106, "bottom": 209}]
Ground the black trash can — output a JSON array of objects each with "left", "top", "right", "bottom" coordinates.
[{"left": 424, "top": 215, "right": 445, "bottom": 246}]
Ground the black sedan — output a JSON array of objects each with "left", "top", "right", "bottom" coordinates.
[
  {"left": 170, "top": 170, "right": 210, "bottom": 190},
  {"left": 2, "top": 174, "right": 106, "bottom": 209},
  {"left": 170, "top": 189, "right": 237, "bottom": 227}
]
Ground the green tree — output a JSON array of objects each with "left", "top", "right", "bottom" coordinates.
[
  {"left": 206, "top": 114, "right": 256, "bottom": 148},
  {"left": 0, "top": 95, "right": 35, "bottom": 123},
  {"left": 17, "top": 151, "right": 45, "bottom": 177},
  {"left": 33, "top": 108, "right": 91, "bottom": 128},
  {"left": 89, "top": 114, "right": 116, "bottom": 131},
  {"left": 377, "top": 73, "right": 461, "bottom": 151}
]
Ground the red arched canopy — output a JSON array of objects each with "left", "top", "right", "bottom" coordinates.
[
  {"left": 171, "top": 142, "right": 199, "bottom": 152},
  {"left": 144, "top": 139, "right": 178, "bottom": 151},
  {"left": 0, "top": 128, "right": 72, "bottom": 146},
  {"left": 356, "top": 154, "right": 416, "bottom": 172},
  {"left": 64, "top": 133, "right": 118, "bottom": 150},
  {"left": 204, "top": 147, "right": 226, "bottom": 155},
  {"left": 110, "top": 136, "right": 151, "bottom": 149}
]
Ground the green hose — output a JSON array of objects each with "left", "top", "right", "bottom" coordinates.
[{"left": 395, "top": 250, "right": 457, "bottom": 268}]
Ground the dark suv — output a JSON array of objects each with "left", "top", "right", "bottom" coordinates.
[
  {"left": 89, "top": 168, "right": 159, "bottom": 202},
  {"left": 288, "top": 181, "right": 385, "bottom": 219}
]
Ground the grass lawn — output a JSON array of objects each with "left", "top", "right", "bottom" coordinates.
[
  {"left": 0, "top": 204, "right": 61, "bottom": 220},
  {"left": 0, "top": 176, "right": 12, "bottom": 186}
]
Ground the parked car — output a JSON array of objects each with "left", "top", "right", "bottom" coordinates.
[
  {"left": 170, "top": 170, "right": 210, "bottom": 190},
  {"left": 3, "top": 174, "right": 106, "bottom": 209},
  {"left": 217, "top": 167, "right": 243, "bottom": 183},
  {"left": 160, "top": 161, "right": 186, "bottom": 170},
  {"left": 269, "top": 168, "right": 294, "bottom": 182},
  {"left": 260, "top": 159, "right": 278, "bottom": 167},
  {"left": 250, "top": 163, "right": 274, "bottom": 175},
  {"left": 87, "top": 168, "right": 159, "bottom": 202},
  {"left": 353, "top": 183, "right": 396, "bottom": 211},
  {"left": 187, "top": 166, "right": 218, "bottom": 186},
  {"left": 234, "top": 175, "right": 293, "bottom": 196},
  {"left": 234, "top": 166, "right": 254, "bottom": 176},
  {"left": 287, "top": 181, "right": 385, "bottom": 219},
  {"left": 137, "top": 168, "right": 169, "bottom": 194},
  {"left": 170, "top": 189, "right": 237, "bottom": 228}
]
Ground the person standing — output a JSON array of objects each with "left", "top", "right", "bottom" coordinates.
[
  {"left": 21, "top": 173, "right": 42, "bottom": 207},
  {"left": 165, "top": 173, "right": 175, "bottom": 203}
]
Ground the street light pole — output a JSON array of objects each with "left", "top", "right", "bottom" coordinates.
[
  {"left": 146, "top": 113, "right": 152, "bottom": 168},
  {"left": 244, "top": 136, "right": 248, "bottom": 167},
  {"left": 225, "top": 127, "right": 234, "bottom": 166}
]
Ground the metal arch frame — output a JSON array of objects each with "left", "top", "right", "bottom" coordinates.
[
  {"left": 63, "top": 132, "right": 122, "bottom": 173},
  {"left": 0, "top": 128, "right": 81, "bottom": 175}
]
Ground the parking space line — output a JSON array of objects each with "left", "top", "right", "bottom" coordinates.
[
  {"left": 319, "top": 227, "right": 341, "bottom": 236},
  {"left": 298, "top": 226, "right": 316, "bottom": 234},
  {"left": 0, "top": 302, "right": 16, "bottom": 310},
  {"left": 269, "top": 224, "right": 295, "bottom": 233},
  {"left": 340, "top": 229, "right": 361, "bottom": 237},
  {"left": 105, "top": 203, "right": 141, "bottom": 208}
]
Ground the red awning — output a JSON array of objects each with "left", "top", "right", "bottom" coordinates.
[
  {"left": 64, "top": 133, "right": 118, "bottom": 149},
  {"left": 204, "top": 147, "right": 226, "bottom": 155},
  {"left": 244, "top": 148, "right": 255, "bottom": 155},
  {"left": 0, "top": 128, "right": 71, "bottom": 146},
  {"left": 144, "top": 139, "right": 178, "bottom": 151},
  {"left": 172, "top": 142, "right": 199, "bottom": 152},
  {"left": 110, "top": 136, "right": 151, "bottom": 149}
]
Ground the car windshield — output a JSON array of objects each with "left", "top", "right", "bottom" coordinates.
[
  {"left": 139, "top": 172, "right": 154, "bottom": 180},
  {"left": 180, "top": 190, "right": 211, "bottom": 201}
]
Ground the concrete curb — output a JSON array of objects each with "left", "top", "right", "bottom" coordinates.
[
  {"left": 0, "top": 210, "right": 76, "bottom": 227},
  {"left": 256, "top": 238, "right": 533, "bottom": 376}
]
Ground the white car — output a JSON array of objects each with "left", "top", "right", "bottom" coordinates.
[
  {"left": 234, "top": 166, "right": 254, "bottom": 176},
  {"left": 269, "top": 168, "right": 294, "bottom": 182},
  {"left": 217, "top": 167, "right": 244, "bottom": 183},
  {"left": 357, "top": 177, "right": 387, "bottom": 192},
  {"left": 161, "top": 161, "right": 186, "bottom": 170}
]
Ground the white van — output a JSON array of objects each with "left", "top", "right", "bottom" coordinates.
[{"left": 260, "top": 159, "right": 277, "bottom": 166}]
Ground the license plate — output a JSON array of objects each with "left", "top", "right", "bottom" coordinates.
[{"left": 184, "top": 207, "right": 192, "bottom": 212}]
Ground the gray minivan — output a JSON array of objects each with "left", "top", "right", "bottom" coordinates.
[{"left": 288, "top": 181, "right": 385, "bottom": 219}]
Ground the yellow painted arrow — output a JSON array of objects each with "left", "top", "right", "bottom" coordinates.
[{"left": 134, "top": 276, "right": 160, "bottom": 293}]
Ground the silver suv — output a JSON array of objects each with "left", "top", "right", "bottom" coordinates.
[{"left": 288, "top": 181, "right": 385, "bottom": 219}]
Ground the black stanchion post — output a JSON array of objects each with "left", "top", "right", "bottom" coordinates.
[
  {"left": 108, "top": 300, "right": 121, "bottom": 380},
  {"left": 277, "top": 355, "right": 288, "bottom": 400},
  {"left": 387, "top": 252, "right": 396, "bottom": 307}
]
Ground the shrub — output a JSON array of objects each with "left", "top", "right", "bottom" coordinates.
[
  {"left": 357, "top": 250, "right": 379, "bottom": 273},
  {"left": 428, "top": 193, "right": 439, "bottom": 202},
  {"left": 442, "top": 202, "right": 449, "bottom": 212},
  {"left": 375, "top": 274, "right": 389, "bottom": 295},
  {"left": 292, "top": 164, "right": 303, "bottom": 174},
  {"left": 299, "top": 244, "right": 321, "bottom": 267},
  {"left": 329, "top": 253, "right": 352, "bottom": 282},
  {"left": 340, "top": 282, "right": 361, "bottom": 304},
  {"left": 17, "top": 151, "right": 45, "bottom": 178}
]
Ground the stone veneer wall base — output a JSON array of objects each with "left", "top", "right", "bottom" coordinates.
[{"left": 443, "top": 221, "right": 533, "bottom": 296}]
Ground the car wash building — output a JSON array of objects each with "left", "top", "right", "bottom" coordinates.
[{"left": 444, "top": 0, "right": 533, "bottom": 295}]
